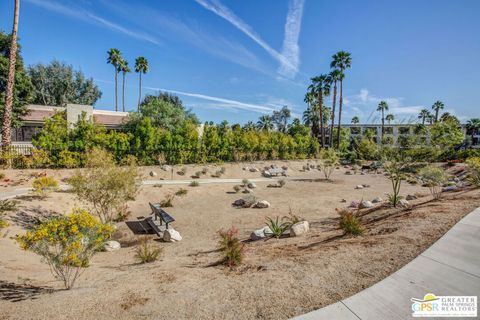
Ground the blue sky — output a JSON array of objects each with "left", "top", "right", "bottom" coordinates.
[{"left": 1, "top": 0, "right": 479, "bottom": 124}]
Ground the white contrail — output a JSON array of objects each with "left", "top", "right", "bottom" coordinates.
[{"left": 278, "top": 0, "right": 305, "bottom": 78}]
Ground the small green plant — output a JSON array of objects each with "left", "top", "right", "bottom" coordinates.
[
  {"left": 153, "top": 183, "right": 162, "bottom": 188},
  {"left": 201, "top": 167, "right": 208, "bottom": 175},
  {"left": 384, "top": 160, "right": 407, "bottom": 207},
  {"left": 387, "top": 193, "right": 404, "bottom": 207},
  {"left": 233, "top": 185, "right": 241, "bottom": 193},
  {"left": 175, "top": 188, "right": 188, "bottom": 196},
  {"left": 177, "top": 167, "right": 187, "bottom": 176},
  {"left": 189, "top": 181, "right": 200, "bottom": 187},
  {"left": 135, "top": 238, "right": 162, "bottom": 264},
  {"left": 0, "top": 172, "right": 5, "bottom": 179},
  {"left": 218, "top": 226, "right": 244, "bottom": 268},
  {"left": 337, "top": 209, "right": 364, "bottom": 235},
  {"left": 0, "top": 212, "right": 8, "bottom": 232},
  {"left": 160, "top": 194, "right": 175, "bottom": 207},
  {"left": 282, "top": 208, "right": 301, "bottom": 226},
  {"left": 242, "top": 178, "right": 250, "bottom": 186},
  {"left": 32, "top": 176, "right": 59, "bottom": 198},
  {"left": 0, "top": 199, "right": 18, "bottom": 212},
  {"left": 265, "top": 216, "right": 290, "bottom": 239},
  {"left": 318, "top": 149, "right": 339, "bottom": 180},
  {"left": 418, "top": 165, "right": 448, "bottom": 199},
  {"left": 193, "top": 171, "right": 202, "bottom": 178},
  {"left": 278, "top": 179, "right": 286, "bottom": 188}
]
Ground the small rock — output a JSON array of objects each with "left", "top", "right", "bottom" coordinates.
[
  {"left": 149, "top": 171, "right": 157, "bottom": 177},
  {"left": 360, "top": 172, "right": 366, "bottom": 175},
  {"left": 355, "top": 185, "right": 364, "bottom": 190},
  {"left": 340, "top": 199, "right": 347, "bottom": 203},
  {"left": 360, "top": 200, "right": 374, "bottom": 208},
  {"left": 362, "top": 184, "right": 370, "bottom": 188},
  {"left": 399, "top": 199, "right": 410, "bottom": 207},
  {"left": 345, "top": 171, "right": 352, "bottom": 175},
  {"left": 290, "top": 221, "right": 309, "bottom": 237},
  {"left": 372, "top": 196, "right": 383, "bottom": 203},
  {"left": 250, "top": 226, "right": 272, "bottom": 241},
  {"left": 163, "top": 228, "right": 182, "bottom": 242},
  {"left": 233, "top": 199, "right": 246, "bottom": 207},
  {"left": 281, "top": 166, "right": 288, "bottom": 171},
  {"left": 161, "top": 165, "right": 172, "bottom": 172},
  {"left": 442, "top": 186, "right": 457, "bottom": 192},
  {"left": 349, "top": 200, "right": 360, "bottom": 208},
  {"left": 242, "top": 188, "right": 254, "bottom": 194},
  {"left": 453, "top": 177, "right": 460, "bottom": 183},
  {"left": 406, "top": 194, "right": 417, "bottom": 200},
  {"left": 250, "top": 167, "right": 259, "bottom": 172},
  {"left": 253, "top": 200, "right": 270, "bottom": 209},
  {"left": 247, "top": 182, "right": 257, "bottom": 189},
  {"left": 103, "top": 240, "right": 121, "bottom": 252},
  {"left": 263, "top": 171, "right": 272, "bottom": 177},
  {"left": 456, "top": 182, "right": 465, "bottom": 188}
]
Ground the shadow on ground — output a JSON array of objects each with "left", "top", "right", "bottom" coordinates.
[{"left": 0, "top": 280, "right": 54, "bottom": 302}]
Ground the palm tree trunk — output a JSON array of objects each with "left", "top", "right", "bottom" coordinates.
[
  {"left": 318, "top": 93, "right": 324, "bottom": 148},
  {"left": 422, "top": 117, "right": 425, "bottom": 125},
  {"left": 1, "top": 0, "right": 20, "bottom": 149},
  {"left": 114, "top": 70, "right": 118, "bottom": 112},
  {"left": 336, "top": 80, "right": 343, "bottom": 150},
  {"left": 381, "top": 109, "right": 385, "bottom": 142},
  {"left": 122, "top": 73, "right": 125, "bottom": 112},
  {"left": 435, "top": 109, "right": 439, "bottom": 122},
  {"left": 138, "top": 73, "right": 142, "bottom": 110},
  {"left": 330, "top": 80, "right": 337, "bottom": 148}
]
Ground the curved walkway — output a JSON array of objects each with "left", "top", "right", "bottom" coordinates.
[{"left": 293, "top": 207, "right": 480, "bottom": 319}]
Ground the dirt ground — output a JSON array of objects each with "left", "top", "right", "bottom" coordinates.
[{"left": 0, "top": 160, "right": 478, "bottom": 320}]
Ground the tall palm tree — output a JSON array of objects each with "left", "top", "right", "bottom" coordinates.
[
  {"left": 330, "top": 51, "right": 352, "bottom": 150},
  {"left": 377, "top": 101, "right": 389, "bottom": 142},
  {"left": 466, "top": 118, "right": 480, "bottom": 144},
  {"left": 1, "top": 0, "right": 20, "bottom": 148},
  {"left": 308, "top": 74, "right": 331, "bottom": 148},
  {"left": 351, "top": 116, "right": 360, "bottom": 124},
  {"left": 135, "top": 56, "right": 149, "bottom": 109},
  {"left": 119, "top": 59, "right": 131, "bottom": 112},
  {"left": 107, "top": 48, "right": 122, "bottom": 112},
  {"left": 418, "top": 109, "right": 430, "bottom": 125},
  {"left": 256, "top": 115, "right": 274, "bottom": 131},
  {"left": 432, "top": 100, "right": 444, "bottom": 122},
  {"left": 386, "top": 114, "right": 395, "bottom": 125},
  {"left": 328, "top": 69, "right": 343, "bottom": 147}
]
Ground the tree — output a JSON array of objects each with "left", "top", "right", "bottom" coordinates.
[
  {"left": 28, "top": 60, "right": 102, "bottom": 106},
  {"left": 439, "top": 112, "right": 459, "bottom": 125},
  {"left": 242, "top": 121, "right": 255, "bottom": 131},
  {"left": 430, "top": 118, "right": 464, "bottom": 149},
  {"left": 2, "top": 0, "right": 21, "bottom": 148},
  {"left": 328, "top": 69, "right": 343, "bottom": 147},
  {"left": 418, "top": 109, "right": 430, "bottom": 125},
  {"left": 351, "top": 116, "right": 360, "bottom": 124},
  {"left": 308, "top": 74, "right": 331, "bottom": 147},
  {"left": 272, "top": 106, "right": 291, "bottom": 133},
  {"left": 118, "top": 58, "right": 131, "bottom": 112},
  {"left": 432, "top": 100, "right": 444, "bottom": 122},
  {"left": 107, "top": 48, "right": 122, "bottom": 112},
  {"left": 377, "top": 101, "right": 389, "bottom": 142},
  {"left": 256, "top": 115, "right": 274, "bottom": 131},
  {"left": 386, "top": 114, "right": 394, "bottom": 125},
  {"left": 466, "top": 118, "right": 480, "bottom": 145},
  {"left": 330, "top": 51, "right": 352, "bottom": 150},
  {"left": 135, "top": 56, "right": 149, "bottom": 110}
]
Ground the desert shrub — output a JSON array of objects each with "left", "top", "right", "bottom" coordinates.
[
  {"left": 355, "top": 138, "right": 380, "bottom": 160},
  {"left": 337, "top": 209, "right": 364, "bottom": 235},
  {"left": 0, "top": 172, "right": 4, "bottom": 179},
  {"left": 220, "top": 167, "right": 226, "bottom": 174},
  {"left": 265, "top": 216, "right": 290, "bottom": 239},
  {"left": 384, "top": 160, "right": 407, "bottom": 207},
  {"left": 0, "top": 212, "right": 8, "bottom": 233},
  {"left": 58, "top": 150, "right": 81, "bottom": 168},
  {"left": 0, "top": 147, "right": 18, "bottom": 169},
  {"left": 418, "top": 165, "right": 448, "bottom": 199},
  {"left": 282, "top": 208, "right": 301, "bottom": 226},
  {"left": 0, "top": 199, "right": 18, "bottom": 212},
  {"left": 318, "top": 149, "right": 339, "bottom": 180},
  {"left": 201, "top": 167, "right": 208, "bottom": 175},
  {"left": 16, "top": 208, "right": 113, "bottom": 289},
  {"left": 153, "top": 183, "right": 162, "bottom": 188},
  {"left": 32, "top": 176, "right": 59, "bottom": 198},
  {"left": 404, "top": 147, "right": 441, "bottom": 162},
  {"left": 233, "top": 185, "right": 241, "bottom": 193},
  {"left": 189, "top": 181, "right": 200, "bottom": 187},
  {"left": 176, "top": 188, "right": 188, "bottom": 196},
  {"left": 466, "top": 157, "right": 480, "bottom": 187},
  {"left": 120, "top": 155, "right": 138, "bottom": 166},
  {"left": 160, "top": 194, "right": 175, "bottom": 207},
  {"left": 193, "top": 171, "right": 202, "bottom": 178},
  {"left": 27, "top": 149, "right": 51, "bottom": 169},
  {"left": 135, "top": 238, "right": 162, "bottom": 264},
  {"left": 218, "top": 226, "right": 244, "bottom": 268},
  {"left": 177, "top": 167, "right": 187, "bottom": 176},
  {"left": 278, "top": 179, "right": 286, "bottom": 188},
  {"left": 68, "top": 148, "right": 140, "bottom": 223},
  {"left": 241, "top": 178, "right": 250, "bottom": 186}
]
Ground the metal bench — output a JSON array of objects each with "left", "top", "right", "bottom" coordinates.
[{"left": 149, "top": 202, "right": 175, "bottom": 229}]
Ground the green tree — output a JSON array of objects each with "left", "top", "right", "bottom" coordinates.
[
  {"left": 386, "top": 114, "right": 395, "bottom": 125},
  {"left": 28, "top": 60, "right": 102, "bottom": 106},
  {"left": 308, "top": 74, "right": 331, "bottom": 148},
  {"left": 107, "top": 48, "right": 122, "bottom": 112},
  {"left": 134, "top": 56, "right": 149, "bottom": 109},
  {"left": 330, "top": 51, "right": 352, "bottom": 150},
  {"left": 432, "top": 100, "right": 444, "bottom": 122},
  {"left": 377, "top": 101, "right": 389, "bottom": 142},
  {"left": 351, "top": 116, "right": 360, "bottom": 124},
  {"left": 118, "top": 58, "right": 131, "bottom": 112},
  {"left": 430, "top": 118, "right": 464, "bottom": 149},
  {"left": 256, "top": 115, "right": 274, "bottom": 132},
  {"left": 418, "top": 109, "right": 430, "bottom": 125},
  {"left": 272, "top": 106, "right": 291, "bottom": 133},
  {"left": 466, "top": 118, "right": 480, "bottom": 145},
  {"left": 439, "top": 112, "right": 459, "bottom": 125}
]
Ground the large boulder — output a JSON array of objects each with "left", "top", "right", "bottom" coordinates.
[
  {"left": 163, "top": 228, "right": 182, "bottom": 242},
  {"left": 103, "top": 240, "right": 121, "bottom": 252},
  {"left": 290, "top": 221, "right": 309, "bottom": 237},
  {"left": 250, "top": 226, "right": 272, "bottom": 241},
  {"left": 253, "top": 200, "right": 270, "bottom": 209}
]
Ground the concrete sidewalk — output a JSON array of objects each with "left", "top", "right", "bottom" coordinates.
[{"left": 293, "top": 207, "right": 480, "bottom": 320}]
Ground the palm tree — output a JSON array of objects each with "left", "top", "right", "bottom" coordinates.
[
  {"left": 256, "top": 115, "right": 274, "bottom": 131},
  {"left": 1, "top": 0, "right": 20, "bottom": 148},
  {"left": 418, "top": 109, "right": 430, "bottom": 125},
  {"left": 242, "top": 121, "right": 256, "bottom": 131},
  {"left": 386, "top": 114, "right": 395, "bottom": 125},
  {"left": 118, "top": 59, "right": 131, "bottom": 112},
  {"left": 432, "top": 100, "right": 445, "bottom": 122},
  {"left": 377, "top": 101, "right": 389, "bottom": 142},
  {"left": 427, "top": 113, "right": 435, "bottom": 125},
  {"left": 330, "top": 51, "right": 352, "bottom": 150},
  {"left": 107, "top": 48, "right": 122, "bottom": 112},
  {"left": 466, "top": 118, "right": 480, "bottom": 145},
  {"left": 351, "top": 116, "right": 360, "bottom": 124},
  {"left": 328, "top": 69, "right": 343, "bottom": 147},
  {"left": 308, "top": 74, "right": 331, "bottom": 148},
  {"left": 135, "top": 56, "right": 149, "bottom": 109}
]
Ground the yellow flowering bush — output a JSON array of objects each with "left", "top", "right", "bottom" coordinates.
[
  {"left": 16, "top": 208, "right": 113, "bottom": 289},
  {"left": 32, "top": 176, "right": 59, "bottom": 198}
]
